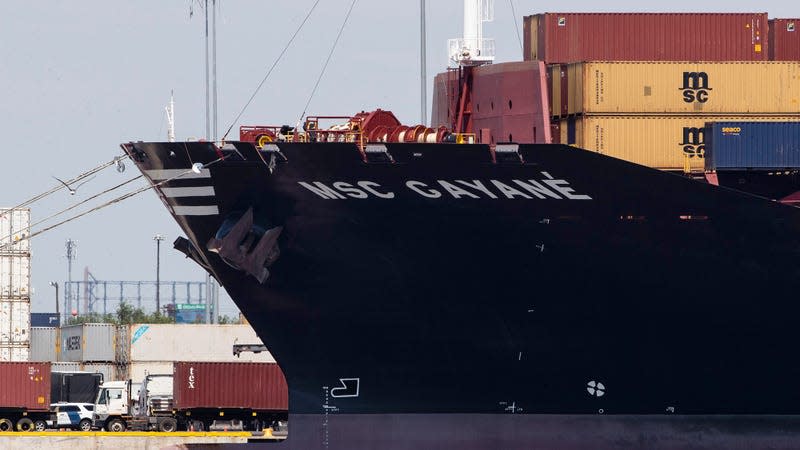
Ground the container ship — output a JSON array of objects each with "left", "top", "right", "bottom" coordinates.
[{"left": 121, "top": 3, "right": 800, "bottom": 449}]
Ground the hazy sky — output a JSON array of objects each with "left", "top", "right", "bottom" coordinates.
[{"left": 1, "top": 1, "right": 796, "bottom": 316}]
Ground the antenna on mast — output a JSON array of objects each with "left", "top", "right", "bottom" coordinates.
[
  {"left": 448, "top": 0, "right": 495, "bottom": 67},
  {"left": 166, "top": 90, "right": 175, "bottom": 143}
]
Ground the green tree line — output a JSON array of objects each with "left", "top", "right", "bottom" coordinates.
[{"left": 65, "top": 302, "right": 238, "bottom": 325}]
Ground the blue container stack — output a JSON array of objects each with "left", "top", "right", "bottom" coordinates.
[{"left": 705, "top": 122, "right": 800, "bottom": 171}]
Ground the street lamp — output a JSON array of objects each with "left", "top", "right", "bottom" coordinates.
[
  {"left": 49, "top": 281, "right": 60, "bottom": 325},
  {"left": 154, "top": 234, "right": 165, "bottom": 314}
]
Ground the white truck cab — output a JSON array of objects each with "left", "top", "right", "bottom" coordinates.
[{"left": 93, "top": 380, "right": 141, "bottom": 431}]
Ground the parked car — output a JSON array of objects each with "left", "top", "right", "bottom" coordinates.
[{"left": 49, "top": 403, "right": 95, "bottom": 431}]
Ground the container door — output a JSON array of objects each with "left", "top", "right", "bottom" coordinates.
[{"left": 567, "top": 117, "right": 577, "bottom": 145}]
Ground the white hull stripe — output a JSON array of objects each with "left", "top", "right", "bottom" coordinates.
[
  {"left": 145, "top": 168, "right": 211, "bottom": 181},
  {"left": 161, "top": 186, "right": 216, "bottom": 198},
  {"left": 172, "top": 205, "right": 219, "bottom": 216}
]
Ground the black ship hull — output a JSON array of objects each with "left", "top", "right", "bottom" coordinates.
[
  {"left": 123, "top": 141, "right": 800, "bottom": 448},
  {"left": 713, "top": 169, "right": 800, "bottom": 201}
]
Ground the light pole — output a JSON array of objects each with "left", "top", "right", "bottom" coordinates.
[
  {"left": 49, "top": 281, "right": 60, "bottom": 325},
  {"left": 65, "top": 239, "right": 76, "bottom": 318},
  {"left": 154, "top": 234, "right": 165, "bottom": 315}
]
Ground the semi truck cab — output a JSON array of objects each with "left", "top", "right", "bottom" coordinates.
[{"left": 92, "top": 380, "right": 142, "bottom": 431}]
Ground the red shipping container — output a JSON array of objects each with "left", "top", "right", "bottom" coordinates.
[
  {"left": 173, "top": 362, "right": 287, "bottom": 411},
  {"left": 0, "top": 362, "right": 50, "bottom": 411},
  {"left": 769, "top": 19, "right": 800, "bottom": 60},
  {"left": 524, "top": 13, "right": 769, "bottom": 64},
  {"left": 559, "top": 65, "right": 568, "bottom": 117}
]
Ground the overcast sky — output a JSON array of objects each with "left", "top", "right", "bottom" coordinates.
[{"left": 1, "top": 1, "right": 796, "bottom": 317}]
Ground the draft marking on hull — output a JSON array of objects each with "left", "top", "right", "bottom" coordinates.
[{"left": 330, "top": 378, "right": 360, "bottom": 398}]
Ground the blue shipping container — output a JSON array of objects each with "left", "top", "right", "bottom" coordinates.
[
  {"left": 31, "top": 312, "right": 59, "bottom": 327},
  {"left": 705, "top": 122, "right": 800, "bottom": 171}
]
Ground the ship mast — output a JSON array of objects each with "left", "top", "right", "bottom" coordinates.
[
  {"left": 420, "top": 0, "right": 427, "bottom": 126},
  {"left": 203, "top": 0, "right": 218, "bottom": 141},
  {"left": 448, "top": 0, "right": 494, "bottom": 137},
  {"left": 166, "top": 90, "right": 175, "bottom": 143},
  {"left": 448, "top": 0, "right": 495, "bottom": 67}
]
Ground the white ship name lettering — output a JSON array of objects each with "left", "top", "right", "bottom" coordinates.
[
  {"left": 298, "top": 174, "right": 592, "bottom": 200},
  {"left": 406, "top": 180, "right": 442, "bottom": 198}
]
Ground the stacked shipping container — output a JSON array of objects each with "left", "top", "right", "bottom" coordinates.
[
  {"left": 118, "top": 323, "right": 276, "bottom": 382},
  {"left": 770, "top": 19, "right": 800, "bottom": 60},
  {"left": 524, "top": 13, "right": 800, "bottom": 173},
  {"left": 30, "top": 327, "right": 56, "bottom": 362},
  {"left": 705, "top": 122, "right": 800, "bottom": 170},
  {"left": 559, "top": 115, "right": 800, "bottom": 170},
  {"left": 551, "top": 62, "right": 800, "bottom": 115},
  {"left": 0, "top": 209, "right": 30, "bottom": 362},
  {"left": 51, "top": 362, "right": 117, "bottom": 383},
  {"left": 59, "top": 323, "right": 117, "bottom": 362},
  {"left": 30, "top": 323, "right": 275, "bottom": 382},
  {"left": 704, "top": 121, "right": 800, "bottom": 199},
  {"left": 524, "top": 13, "right": 770, "bottom": 63}
]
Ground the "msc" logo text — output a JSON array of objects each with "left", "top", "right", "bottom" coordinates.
[
  {"left": 679, "top": 72, "right": 712, "bottom": 103},
  {"left": 680, "top": 127, "right": 706, "bottom": 158}
]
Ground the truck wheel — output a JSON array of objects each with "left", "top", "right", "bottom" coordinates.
[
  {"left": 0, "top": 418, "right": 13, "bottom": 432},
  {"left": 16, "top": 418, "right": 34, "bottom": 432},
  {"left": 158, "top": 417, "right": 178, "bottom": 432},
  {"left": 189, "top": 420, "right": 205, "bottom": 432},
  {"left": 33, "top": 419, "right": 48, "bottom": 432},
  {"left": 78, "top": 419, "right": 92, "bottom": 432},
  {"left": 107, "top": 419, "right": 126, "bottom": 432}
]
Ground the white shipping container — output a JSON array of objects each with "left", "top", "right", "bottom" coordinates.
[
  {"left": 52, "top": 361, "right": 119, "bottom": 382},
  {"left": 59, "top": 323, "right": 117, "bottom": 362},
  {"left": 0, "top": 346, "right": 29, "bottom": 361},
  {"left": 126, "top": 361, "right": 175, "bottom": 384},
  {"left": 0, "top": 255, "right": 30, "bottom": 298},
  {"left": 123, "top": 324, "right": 275, "bottom": 363},
  {"left": 0, "top": 300, "right": 30, "bottom": 346},
  {"left": 0, "top": 208, "right": 31, "bottom": 253},
  {"left": 30, "top": 326, "right": 57, "bottom": 362}
]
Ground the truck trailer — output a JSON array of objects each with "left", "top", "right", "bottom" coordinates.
[
  {"left": 51, "top": 371, "right": 104, "bottom": 404},
  {"left": 0, "top": 362, "right": 52, "bottom": 431},
  {"left": 93, "top": 361, "right": 287, "bottom": 432},
  {"left": 0, "top": 363, "right": 106, "bottom": 432}
]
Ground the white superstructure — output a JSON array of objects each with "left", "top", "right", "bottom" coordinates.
[{"left": 448, "top": 0, "right": 495, "bottom": 66}]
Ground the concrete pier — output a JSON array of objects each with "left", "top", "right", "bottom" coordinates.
[{"left": 0, "top": 431, "right": 282, "bottom": 450}]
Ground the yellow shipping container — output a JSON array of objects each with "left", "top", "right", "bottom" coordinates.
[
  {"left": 567, "top": 63, "right": 583, "bottom": 117},
  {"left": 559, "top": 62, "right": 800, "bottom": 116},
  {"left": 560, "top": 115, "right": 800, "bottom": 171},
  {"left": 549, "top": 64, "right": 561, "bottom": 118}
]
